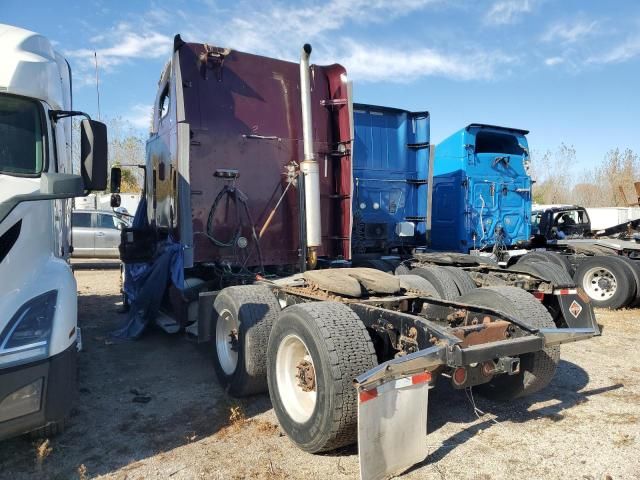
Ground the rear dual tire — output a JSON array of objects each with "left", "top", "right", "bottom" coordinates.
[
  {"left": 573, "top": 256, "right": 636, "bottom": 309},
  {"left": 410, "top": 266, "right": 476, "bottom": 299},
  {"left": 517, "top": 251, "right": 573, "bottom": 275},
  {"left": 267, "top": 302, "right": 377, "bottom": 452},
  {"left": 211, "top": 285, "right": 281, "bottom": 396},
  {"left": 456, "top": 286, "right": 560, "bottom": 400}
]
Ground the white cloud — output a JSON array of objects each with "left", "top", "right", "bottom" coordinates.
[
  {"left": 587, "top": 36, "right": 640, "bottom": 64},
  {"left": 186, "top": 0, "right": 441, "bottom": 59},
  {"left": 544, "top": 56, "right": 564, "bottom": 66},
  {"left": 65, "top": 0, "right": 513, "bottom": 87},
  {"left": 65, "top": 22, "right": 172, "bottom": 85},
  {"left": 335, "top": 40, "right": 514, "bottom": 82},
  {"left": 484, "top": 0, "right": 534, "bottom": 26},
  {"left": 182, "top": 0, "right": 509, "bottom": 82},
  {"left": 541, "top": 19, "right": 599, "bottom": 44},
  {"left": 124, "top": 103, "right": 153, "bottom": 131}
]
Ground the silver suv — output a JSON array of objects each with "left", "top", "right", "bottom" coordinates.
[{"left": 72, "top": 210, "right": 130, "bottom": 258}]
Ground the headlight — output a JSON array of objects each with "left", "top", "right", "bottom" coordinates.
[
  {"left": 0, "top": 379, "right": 43, "bottom": 422},
  {"left": 0, "top": 290, "right": 57, "bottom": 368}
]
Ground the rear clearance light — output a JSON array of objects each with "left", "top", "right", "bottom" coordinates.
[
  {"left": 358, "top": 372, "right": 432, "bottom": 404},
  {"left": 553, "top": 288, "right": 577, "bottom": 296},
  {"left": 532, "top": 291, "right": 545, "bottom": 301},
  {"left": 452, "top": 367, "right": 467, "bottom": 386}
]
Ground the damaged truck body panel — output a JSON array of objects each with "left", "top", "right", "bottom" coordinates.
[{"left": 144, "top": 38, "right": 353, "bottom": 270}]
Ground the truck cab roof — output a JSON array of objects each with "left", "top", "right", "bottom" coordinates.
[
  {"left": 532, "top": 205, "right": 586, "bottom": 214},
  {"left": 0, "top": 23, "right": 69, "bottom": 109},
  {"left": 466, "top": 124, "right": 529, "bottom": 135}
]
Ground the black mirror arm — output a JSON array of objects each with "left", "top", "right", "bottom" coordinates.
[{"left": 49, "top": 110, "right": 92, "bottom": 122}]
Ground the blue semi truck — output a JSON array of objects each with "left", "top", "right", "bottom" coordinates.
[
  {"left": 350, "top": 107, "right": 639, "bottom": 310},
  {"left": 430, "top": 124, "right": 532, "bottom": 253},
  {"left": 351, "top": 105, "right": 532, "bottom": 258},
  {"left": 351, "top": 103, "right": 431, "bottom": 257}
]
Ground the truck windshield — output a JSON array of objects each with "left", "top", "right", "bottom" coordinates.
[
  {"left": 0, "top": 94, "right": 44, "bottom": 176},
  {"left": 475, "top": 131, "right": 524, "bottom": 155}
]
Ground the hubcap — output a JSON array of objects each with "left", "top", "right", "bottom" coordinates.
[
  {"left": 582, "top": 266, "right": 617, "bottom": 300},
  {"left": 216, "top": 309, "right": 239, "bottom": 375},
  {"left": 276, "top": 334, "right": 317, "bottom": 423}
]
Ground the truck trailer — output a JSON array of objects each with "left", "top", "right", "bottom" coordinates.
[
  {"left": 0, "top": 24, "right": 108, "bottom": 439},
  {"left": 114, "top": 35, "right": 601, "bottom": 480}
]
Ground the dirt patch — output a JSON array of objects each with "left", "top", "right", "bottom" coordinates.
[{"left": 0, "top": 269, "right": 639, "bottom": 479}]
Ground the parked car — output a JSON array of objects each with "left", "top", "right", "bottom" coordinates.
[{"left": 72, "top": 210, "right": 130, "bottom": 258}]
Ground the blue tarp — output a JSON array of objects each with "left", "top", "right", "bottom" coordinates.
[{"left": 111, "top": 198, "right": 185, "bottom": 340}]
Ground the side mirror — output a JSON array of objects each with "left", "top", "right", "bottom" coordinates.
[
  {"left": 111, "top": 193, "right": 121, "bottom": 208},
  {"left": 80, "top": 119, "right": 108, "bottom": 191},
  {"left": 110, "top": 166, "right": 122, "bottom": 193}
]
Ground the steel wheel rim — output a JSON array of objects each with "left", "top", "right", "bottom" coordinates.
[
  {"left": 216, "top": 309, "right": 239, "bottom": 375},
  {"left": 582, "top": 266, "right": 617, "bottom": 300},
  {"left": 275, "top": 334, "right": 317, "bottom": 423}
]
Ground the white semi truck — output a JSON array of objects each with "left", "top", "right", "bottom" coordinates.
[{"left": 0, "top": 24, "right": 107, "bottom": 439}]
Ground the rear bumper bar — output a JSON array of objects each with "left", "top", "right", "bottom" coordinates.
[{"left": 354, "top": 326, "right": 598, "bottom": 390}]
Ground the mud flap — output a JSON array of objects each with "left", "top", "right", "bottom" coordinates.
[
  {"left": 557, "top": 289, "right": 598, "bottom": 330},
  {"left": 357, "top": 373, "right": 431, "bottom": 480}
]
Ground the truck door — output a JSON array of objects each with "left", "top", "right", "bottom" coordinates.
[
  {"left": 71, "top": 211, "right": 94, "bottom": 257},
  {"left": 94, "top": 213, "right": 123, "bottom": 258}
]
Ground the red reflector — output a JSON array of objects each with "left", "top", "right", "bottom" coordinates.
[
  {"left": 532, "top": 291, "right": 544, "bottom": 301},
  {"left": 559, "top": 289, "right": 569, "bottom": 295},
  {"left": 411, "top": 372, "right": 432, "bottom": 385},
  {"left": 359, "top": 388, "right": 378, "bottom": 403},
  {"left": 453, "top": 367, "right": 467, "bottom": 385}
]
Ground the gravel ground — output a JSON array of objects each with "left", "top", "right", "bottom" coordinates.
[{"left": 1, "top": 268, "right": 639, "bottom": 480}]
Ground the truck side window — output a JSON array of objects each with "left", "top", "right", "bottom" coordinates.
[
  {"left": 72, "top": 212, "right": 91, "bottom": 227},
  {"left": 97, "top": 214, "right": 118, "bottom": 229},
  {"left": 475, "top": 132, "right": 524, "bottom": 155},
  {"left": 0, "top": 94, "right": 44, "bottom": 175},
  {"left": 159, "top": 83, "right": 170, "bottom": 120}
]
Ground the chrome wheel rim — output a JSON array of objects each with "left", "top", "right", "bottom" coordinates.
[
  {"left": 582, "top": 266, "right": 617, "bottom": 300},
  {"left": 216, "top": 309, "right": 239, "bottom": 375},
  {"left": 275, "top": 334, "right": 317, "bottom": 423}
]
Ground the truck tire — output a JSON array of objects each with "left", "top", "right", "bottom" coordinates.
[
  {"left": 398, "top": 274, "right": 440, "bottom": 298},
  {"left": 394, "top": 263, "right": 412, "bottom": 275},
  {"left": 212, "top": 285, "right": 281, "bottom": 396},
  {"left": 518, "top": 251, "right": 573, "bottom": 275},
  {"left": 412, "top": 266, "right": 460, "bottom": 300},
  {"left": 509, "top": 261, "right": 574, "bottom": 286},
  {"left": 456, "top": 286, "right": 560, "bottom": 400},
  {"left": 573, "top": 256, "right": 635, "bottom": 309},
  {"left": 441, "top": 266, "right": 477, "bottom": 295},
  {"left": 616, "top": 257, "right": 640, "bottom": 307},
  {"left": 267, "top": 302, "right": 377, "bottom": 452}
]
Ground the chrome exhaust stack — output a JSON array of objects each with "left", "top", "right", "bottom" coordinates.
[{"left": 299, "top": 44, "right": 321, "bottom": 268}]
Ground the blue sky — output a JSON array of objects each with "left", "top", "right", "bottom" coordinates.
[{"left": 4, "top": 0, "right": 640, "bottom": 173}]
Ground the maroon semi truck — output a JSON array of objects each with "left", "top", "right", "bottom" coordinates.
[{"left": 112, "top": 36, "right": 600, "bottom": 480}]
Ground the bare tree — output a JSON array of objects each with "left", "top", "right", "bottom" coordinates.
[
  {"left": 530, "top": 143, "right": 575, "bottom": 204},
  {"left": 72, "top": 117, "right": 146, "bottom": 192}
]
